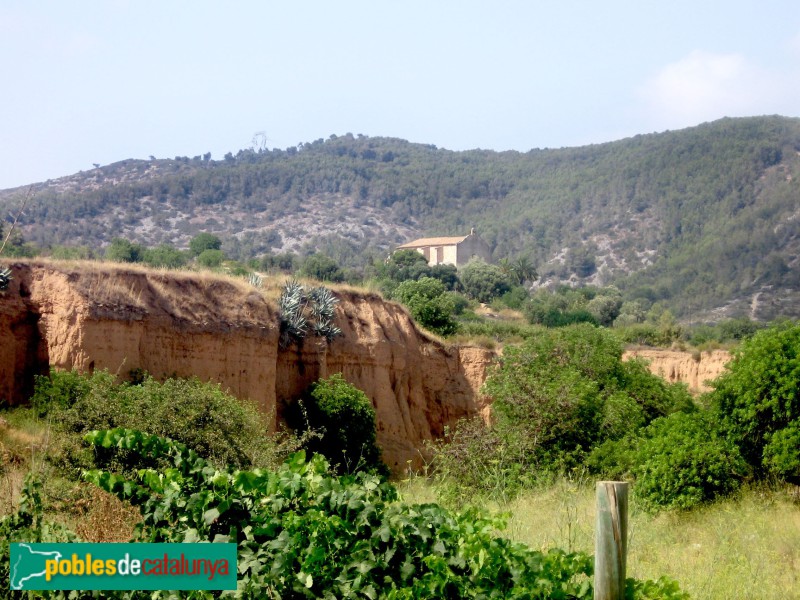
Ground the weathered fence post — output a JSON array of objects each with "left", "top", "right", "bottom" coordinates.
[{"left": 594, "top": 481, "right": 629, "bottom": 600}]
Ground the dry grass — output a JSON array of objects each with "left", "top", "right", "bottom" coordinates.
[
  {"left": 399, "top": 478, "right": 800, "bottom": 600},
  {"left": 73, "top": 488, "right": 140, "bottom": 543}
]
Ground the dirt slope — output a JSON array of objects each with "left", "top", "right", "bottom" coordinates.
[
  {"left": 0, "top": 261, "right": 494, "bottom": 472},
  {"left": 623, "top": 348, "right": 731, "bottom": 394}
]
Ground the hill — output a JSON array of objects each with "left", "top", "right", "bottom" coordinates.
[{"left": 2, "top": 116, "right": 799, "bottom": 320}]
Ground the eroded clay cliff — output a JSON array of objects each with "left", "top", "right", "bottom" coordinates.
[
  {"left": 623, "top": 348, "right": 731, "bottom": 394},
  {"left": 0, "top": 261, "right": 493, "bottom": 472}
]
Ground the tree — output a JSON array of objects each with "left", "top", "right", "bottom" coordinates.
[
  {"left": 587, "top": 293, "right": 623, "bottom": 327},
  {"left": 512, "top": 256, "right": 538, "bottom": 285},
  {"left": 428, "top": 263, "right": 459, "bottom": 291},
  {"left": 298, "top": 253, "right": 344, "bottom": 282},
  {"left": 380, "top": 249, "right": 431, "bottom": 283},
  {"left": 393, "top": 277, "right": 458, "bottom": 336},
  {"left": 141, "top": 244, "right": 188, "bottom": 269},
  {"left": 260, "top": 252, "right": 297, "bottom": 273},
  {"left": 189, "top": 232, "right": 222, "bottom": 256},
  {"left": 712, "top": 322, "right": 800, "bottom": 483},
  {"left": 300, "top": 374, "right": 386, "bottom": 475},
  {"left": 105, "top": 238, "right": 143, "bottom": 263},
  {"left": 436, "top": 324, "right": 694, "bottom": 495},
  {"left": 49, "top": 245, "right": 94, "bottom": 260},
  {"left": 196, "top": 248, "right": 226, "bottom": 268},
  {"left": 459, "top": 259, "right": 513, "bottom": 303}
]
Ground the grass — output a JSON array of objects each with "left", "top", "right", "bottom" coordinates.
[{"left": 399, "top": 477, "right": 800, "bottom": 600}]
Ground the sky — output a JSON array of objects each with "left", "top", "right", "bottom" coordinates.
[{"left": 1, "top": 0, "right": 799, "bottom": 190}]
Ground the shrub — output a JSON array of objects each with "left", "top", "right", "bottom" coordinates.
[
  {"left": 393, "top": 277, "right": 458, "bottom": 335},
  {"left": 762, "top": 420, "right": 800, "bottom": 483},
  {"left": 105, "top": 237, "right": 143, "bottom": 263},
  {"left": 496, "top": 285, "right": 530, "bottom": 310},
  {"left": 196, "top": 248, "right": 226, "bottom": 268},
  {"left": 31, "top": 370, "right": 291, "bottom": 474},
  {"left": 435, "top": 325, "right": 692, "bottom": 498},
  {"left": 298, "top": 252, "right": 345, "bottom": 282},
  {"left": 300, "top": 374, "right": 386, "bottom": 475},
  {"left": 140, "top": 243, "right": 188, "bottom": 268},
  {"left": 711, "top": 322, "right": 800, "bottom": 480},
  {"left": 188, "top": 232, "right": 222, "bottom": 256},
  {"left": 459, "top": 259, "right": 513, "bottom": 303},
  {"left": 380, "top": 249, "right": 431, "bottom": 281},
  {"left": 630, "top": 412, "right": 748, "bottom": 511},
  {"left": 78, "top": 431, "right": 616, "bottom": 599}
]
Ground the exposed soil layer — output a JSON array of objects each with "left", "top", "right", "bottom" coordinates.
[
  {"left": 623, "top": 348, "right": 731, "bottom": 394},
  {"left": 0, "top": 261, "right": 493, "bottom": 472}
]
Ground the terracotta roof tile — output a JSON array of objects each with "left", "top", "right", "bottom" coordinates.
[{"left": 396, "top": 235, "right": 468, "bottom": 248}]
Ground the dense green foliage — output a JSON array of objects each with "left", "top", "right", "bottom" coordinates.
[
  {"left": 392, "top": 277, "right": 459, "bottom": 336},
  {"left": 377, "top": 250, "right": 460, "bottom": 294},
  {"left": 196, "top": 248, "right": 226, "bottom": 268},
  {"left": 298, "top": 253, "right": 345, "bottom": 282},
  {"left": 299, "top": 373, "right": 386, "bottom": 475},
  {"left": 105, "top": 237, "right": 144, "bottom": 263},
  {"left": 459, "top": 259, "right": 513, "bottom": 303},
  {"left": 189, "top": 232, "right": 222, "bottom": 256},
  {"left": 586, "top": 322, "right": 800, "bottom": 510},
  {"left": 140, "top": 243, "right": 188, "bottom": 268},
  {"left": 590, "top": 412, "right": 747, "bottom": 512},
  {"left": 434, "top": 325, "right": 693, "bottom": 500},
  {"left": 711, "top": 322, "right": 800, "bottom": 482},
  {"left": 0, "top": 428, "right": 689, "bottom": 599},
  {"left": 30, "top": 369, "right": 284, "bottom": 473}
]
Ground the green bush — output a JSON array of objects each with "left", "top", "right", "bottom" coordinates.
[
  {"left": 393, "top": 277, "right": 458, "bottom": 335},
  {"left": 630, "top": 412, "right": 748, "bottom": 511},
  {"left": 31, "top": 370, "right": 290, "bottom": 474},
  {"left": 105, "top": 237, "right": 144, "bottom": 263},
  {"left": 459, "top": 259, "right": 513, "bottom": 303},
  {"left": 300, "top": 374, "right": 386, "bottom": 475},
  {"left": 188, "top": 232, "right": 222, "bottom": 256},
  {"left": 495, "top": 285, "right": 530, "bottom": 310},
  {"left": 762, "top": 420, "right": 800, "bottom": 483},
  {"left": 711, "top": 322, "right": 800, "bottom": 481},
  {"left": 196, "top": 248, "right": 226, "bottom": 268},
  {"left": 435, "top": 325, "right": 692, "bottom": 498},
  {"left": 141, "top": 243, "right": 188, "bottom": 268},
  {"left": 298, "top": 252, "right": 345, "bottom": 282}
]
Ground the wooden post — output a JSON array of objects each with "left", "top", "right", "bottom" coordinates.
[{"left": 594, "top": 481, "right": 629, "bottom": 600}]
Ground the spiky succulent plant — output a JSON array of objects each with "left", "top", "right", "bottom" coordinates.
[
  {"left": 248, "top": 272, "right": 263, "bottom": 289},
  {"left": 278, "top": 280, "right": 341, "bottom": 347}
]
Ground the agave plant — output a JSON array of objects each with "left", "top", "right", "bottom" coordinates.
[
  {"left": 0, "top": 267, "right": 11, "bottom": 291},
  {"left": 278, "top": 279, "right": 307, "bottom": 347},
  {"left": 248, "top": 272, "right": 263, "bottom": 289},
  {"left": 278, "top": 280, "right": 341, "bottom": 347}
]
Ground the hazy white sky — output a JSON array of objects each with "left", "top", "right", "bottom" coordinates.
[{"left": 1, "top": 0, "right": 799, "bottom": 189}]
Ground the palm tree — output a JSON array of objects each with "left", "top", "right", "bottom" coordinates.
[{"left": 512, "top": 256, "right": 538, "bottom": 285}]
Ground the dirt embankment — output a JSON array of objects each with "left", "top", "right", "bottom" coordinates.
[
  {"left": 0, "top": 262, "right": 494, "bottom": 472},
  {"left": 623, "top": 348, "right": 731, "bottom": 394}
]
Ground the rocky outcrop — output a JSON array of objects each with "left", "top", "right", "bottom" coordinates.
[
  {"left": 0, "top": 262, "right": 494, "bottom": 472},
  {"left": 623, "top": 349, "right": 731, "bottom": 394}
]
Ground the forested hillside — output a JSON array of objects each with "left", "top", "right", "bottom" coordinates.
[{"left": 2, "top": 116, "right": 799, "bottom": 320}]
